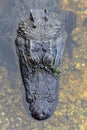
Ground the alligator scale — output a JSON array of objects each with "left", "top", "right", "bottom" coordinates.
[{"left": 15, "top": 9, "right": 67, "bottom": 120}]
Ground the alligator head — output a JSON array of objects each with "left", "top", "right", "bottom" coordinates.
[{"left": 15, "top": 9, "right": 67, "bottom": 120}]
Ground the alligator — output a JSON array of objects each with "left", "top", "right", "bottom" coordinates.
[{"left": 15, "top": 9, "right": 67, "bottom": 120}]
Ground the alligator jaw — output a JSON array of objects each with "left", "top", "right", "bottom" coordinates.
[{"left": 24, "top": 70, "right": 59, "bottom": 121}]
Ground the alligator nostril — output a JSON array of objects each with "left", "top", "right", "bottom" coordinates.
[{"left": 31, "top": 112, "right": 50, "bottom": 120}]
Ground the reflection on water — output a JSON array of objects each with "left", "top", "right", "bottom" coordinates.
[{"left": 0, "top": 0, "right": 87, "bottom": 129}]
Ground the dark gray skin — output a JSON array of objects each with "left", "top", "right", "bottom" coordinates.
[
  {"left": 15, "top": 9, "right": 67, "bottom": 120},
  {"left": 0, "top": 1, "right": 77, "bottom": 73}
]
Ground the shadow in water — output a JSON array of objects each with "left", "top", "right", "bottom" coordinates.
[
  {"left": 64, "top": 11, "right": 79, "bottom": 59},
  {"left": 0, "top": 38, "right": 17, "bottom": 73},
  {"left": 83, "top": 17, "right": 87, "bottom": 27}
]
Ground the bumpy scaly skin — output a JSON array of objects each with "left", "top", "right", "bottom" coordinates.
[{"left": 15, "top": 9, "right": 67, "bottom": 120}]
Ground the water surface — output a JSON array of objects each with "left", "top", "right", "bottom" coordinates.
[{"left": 0, "top": 0, "right": 87, "bottom": 129}]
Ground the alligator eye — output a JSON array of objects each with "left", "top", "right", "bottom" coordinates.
[
  {"left": 43, "top": 53, "right": 54, "bottom": 66},
  {"left": 15, "top": 37, "right": 25, "bottom": 47}
]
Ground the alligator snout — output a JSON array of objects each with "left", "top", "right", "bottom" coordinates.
[
  {"left": 25, "top": 70, "right": 59, "bottom": 120},
  {"left": 30, "top": 99, "right": 50, "bottom": 120},
  {"left": 32, "top": 112, "right": 49, "bottom": 120},
  {"left": 30, "top": 99, "right": 53, "bottom": 120}
]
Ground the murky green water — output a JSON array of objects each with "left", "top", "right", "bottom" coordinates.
[{"left": 0, "top": 0, "right": 87, "bottom": 130}]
